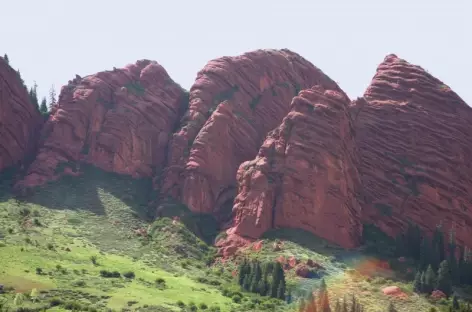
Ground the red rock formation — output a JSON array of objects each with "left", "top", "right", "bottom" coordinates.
[
  {"left": 19, "top": 60, "right": 186, "bottom": 187},
  {"left": 0, "top": 57, "right": 42, "bottom": 172},
  {"left": 160, "top": 49, "right": 342, "bottom": 219},
  {"left": 352, "top": 54, "right": 472, "bottom": 248},
  {"left": 227, "top": 85, "right": 362, "bottom": 249}
]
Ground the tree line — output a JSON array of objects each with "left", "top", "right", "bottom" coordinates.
[
  {"left": 3, "top": 53, "right": 56, "bottom": 116},
  {"left": 238, "top": 259, "right": 287, "bottom": 300},
  {"left": 396, "top": 223, "right": 472, "bottom": 292}
]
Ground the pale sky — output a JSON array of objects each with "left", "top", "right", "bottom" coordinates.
[{"left": 1, "top": 0, "right": 470, "bottom": 104}]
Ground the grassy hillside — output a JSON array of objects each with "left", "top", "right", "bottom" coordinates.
[{"left": 0, "top": 165, "right": 468, "bottom": 312}]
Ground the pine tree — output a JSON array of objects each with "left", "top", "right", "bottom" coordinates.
[
  {"left": 16, "top": 69, "right": 25, "bottom": 87},
  {"left": 448, "top": 229, "right": 458, "bottom": 283},
  {"left": 49, "top": 85, "right": 57, "bottom": 110},
  {"left": 436, "top": 260, "right": 452, "bottom": 296},
  {"left": 242, "top": 274, "right": 251, "bottom": 291},
  {"left": 342, "top": 295, "right": 348, "bottom": 312},
  {"left": 452, "top": 295, "right": 459, "bottom": 310},
  {"left": 334, "top": 299, "right": 341, "bottom": 312},
  {"left": 270, "top": 262, "right": 285, "bottom": 298},
  {"left": 413, "top": 271, "right": 422, "bottom": 292},
  {"left": 388, "top": 301, "right": 398, "bottom": 312},
  {"left": 458, "top": 246, "right": 465, "bottom": 284},
  {"left": 238, "top": 259, "right": 248, "bottom": 286},
  {"left": 39, "top": 97, "right": 48, "bottom": 114},
  {"left": 318, "top": 279, "right": 331, "bottom": 312},
  {"left": 258, "top": 276, "right": 269, "bottom": 296},
  {"left": 419, "top": 237, "right": 431, "bottom": 270},
  {"left": 3, "top": 53, "right": 9, "bottom": 64},
  {"left": 29, "top": 82, "right": 39, "bottom": 107},
  {"left": 250, "top": 261, "right": 262, "bottom": 293},
  {"left": 421, "top": 271, "right": 426, "bottom": 292},
  {"left": 277, "top": 281, "right": 285, "bottom": 300},
  {"left": 424, "top": 264, "right": 436, "bottom": 294}
]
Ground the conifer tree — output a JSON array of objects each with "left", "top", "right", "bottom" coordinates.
[
  {"left": 29, "top": 82, "right": 39, "bottom": 107},
  {"left": 277, "top": 281, "right": 286, "bottom": 300},
  {"left": 238, "top": 259, "right": 248, "bottom": 286},
  {"left": 270, "top": 262, "right": 285, "bottom": 298},
  {"left": 413, "top": 271, "right": 422, "bottom": 292},
  {"left": 39, "top": 97, "right": 48, "bottom": 114},
  {"left": 419, "top": 237, "right": 431, "bottom": 270},
  {"left": 342, "top": 295, "right": 348, "bottom": 312},
  {"left": 436, "top": 260, "right": 452, "bottom": 296},
  {"left": 452, "top": 295, "right": 459, "bottom": 310},
  {"left": 448, "top": 229, "right": 458, "bottom": 283},
  {"left": 334, "top": 299, "right": 341, "bottom": 312},
  {"left": 421, "top": 271, "right": 426, "bottom": 292},
  {"left": 458, "top": 246, "right": 465, "bottom": 284},
  {"left": 388, "top": 301, "right": 398, "bottom": 312},
  {"left": 318, "top": 279, "right": 331, "bottom": 312},
  {"left": 3, "top": 53, "right": 9, "bottom": 64},
  {"left": 250, "top": 261, "right": 262, "bottom": 293},
  {"left": 49, "top": 85, "right": 57, "bottom": 110},
  {"left": 424, "top": 264, "right": 436, "bottom": 293}
]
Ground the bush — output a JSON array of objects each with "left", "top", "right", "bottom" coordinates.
[
  {"left": 47, "top": 243, "right": 54, "bottom": 250},
  {"left": 33, "top": 218, "right": 41, "bottom": 226},
  {"left": 188, "top": 302, "right": 197, "bottom": 312},
  {"left": 199, "top": 303, "right": 208, "bottom": 310},
  {"left": 49, "top": 297, "right": 63, "bottom": 307},
  {"left": 232, "top": 295, "right": 242, "bottom": 303},
  {"left": 90, "top": 255, "right": 98, "bottom": 265},
  {"left": 176, "top": 300, "right": 185, "bottom": 308},
  {"left": 123, "top": 271, "right": 135, "bottom": 279},
  {"left": 35, "top": 267, "right": 43, "bottom": 275},
  {"left": 64, "top": 301, "right": 83, "bottom": 311},
  {"left": 72, "top": 280, "right": 86, "bottom": 287},
  {"left": 100, "top": 270, "right": 121, "bottom": 278},
  {"left": 209, "top": 306, "right": 221, "bottom": 312}
]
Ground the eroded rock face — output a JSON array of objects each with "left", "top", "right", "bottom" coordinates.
[
  {"left": 0, "top": 57, "right": 42, "bottom": 172},
  {"left": 352, "top": 54, "right": 472, "bottom": 248},
  {"left": 20, "top": 60, "right": 186, "bottom": 188},
  {"left": 160, "top": 49, "right": 342, "bottom": 219},
  {"left": 227, "top": 85, "right": 362, "bottom": 249}
]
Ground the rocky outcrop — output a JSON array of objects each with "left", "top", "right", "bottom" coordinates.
[
  {"left": 226, "top": 85, "right": 362, "bottom": 250},
  {"left": 0, "top": 57, "right": 42, "bottom": 172},
  {"left": 352, "top": 54, "right": 472, "bottom": 248},
  {"left": 19, "top": 60, "right": 186, "bottom": 188},
  {"left": 160, "top": 49, "right": 342, "bottom": 219}
]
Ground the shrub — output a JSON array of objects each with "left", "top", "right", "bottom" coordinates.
[
  {"left": 72, "top": 280, "right": 86, "bottom": 287},
  {"left": 123, "top": 271, "right": 135, "bottom": 279},
  {"left": 188, "top": 302, "right": 197, "bottom": 312},
  {"left": 199, "top": 303, "right": 208, "bottom": 310},
  {"left": 90, "top": 255, "right": 98, "bottom": 265},
  {"left": 232, "top": 295, "right": 242, "bottom": 303},
  {"left": 47, "top": 243, "right": 54, "bottom": 250},
  {"left": 100, "top": 270, "right": 121, "bottom": 278},
  {"left": 19, "top": 207, "right": 30, "bottom": 217},
  {"left": 49, "top": 297, "right": 63, "bottom": 307},
  {"left": 35, "top": 267, "right": 43, "bottom": 275},
  {"left": 209, "top": 306, "right": 221, "bottom": 312},
  {"left": 176, "top": 300, "right": 185, "bottom": 308},
  {"left": 33, "top": 218, "right": 41, "bottom": 226},
  {"left": 7, "top": 228, "right": 13, "bottom": 234}
]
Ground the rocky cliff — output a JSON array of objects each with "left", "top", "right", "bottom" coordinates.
[
  {"left": 217, "top": 85, "right": 362, "bottom": 256},
  {"left": 19, "top": 60, "right": 186, "bottom": 188},
  {"left": 0, "top": 57, "right": 42, "bottom": 173},
  {"left": 352, "top": 54, "right": 472, "bottom": 248},
  {"left": 5, "top": 50, "right": 472, "bottom": 253},
  {"left": 159, "top": 49, "right": 342, "bottom": 221}
]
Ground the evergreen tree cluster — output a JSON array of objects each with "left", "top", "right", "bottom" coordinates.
[
  {"left": 396, "top": 223, "right": 472, "bottom": 291},
  {"left": 3, "top": 53, "right": 55, "bottom": 116},
  {"left": 238, "top": 259, "right": 286, "bottom": 300}
]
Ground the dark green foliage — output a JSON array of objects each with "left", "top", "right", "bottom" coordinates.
[
  {"left": 99, "top": 270, "right": 121, "bottom": 278},
  {"left": 436, "top": 260, "right": 452, "bottom": 296},
  {"left": 387, "top": 301, "right": 398, "bottom": 312},
  {"left": 249, "top": 261, "right": 262, "bottom": 293},
  {"left": 413, "top": 271, "right": 422, "bottom": 292},
  {"left": 238, "top": 259, "right": 285, "bottom": 300},
  {"left": 123, "top": 271, "right": 135, "bottom": 279},
  {"left": 3, "top": 53, "right": 9, "bottom": 64},
  {"left": 452, "top": 295, "right": 460, "bottom": 310},
  {"left": 424, "top": 265, "right": 436, "bottom": 293},
  {"left": 29, "top": 82, "right": 39, "bottom": 107},
  {"left": 270, "top": 262, "right": 285, "bottom": 299},
  {"left": 419, "top": 237, "right": 431, "bottom": 270},
  {"left": 124, "top": 81, "right": 146, "bottom": 96},
  {"left": 39, "top": 97, "right": 48, "bottom": 115},
  {"left": 49, "top": 85, "right": 57, "bottom": 109}
]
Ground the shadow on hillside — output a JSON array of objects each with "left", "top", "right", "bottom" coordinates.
[
  {"left": 2, "top": 164, "right": 155, "bottom": 220},
  {"left": 260, "top": 227, "right": 348, "bottom": 258}
]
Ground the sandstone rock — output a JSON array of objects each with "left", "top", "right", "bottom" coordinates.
[
  {"left": 430, "top": 290, "right": 447, "bottom": 299},
  {"left": 19, "top": 60, "right": 186, "bottom": 188},
  {"left": 382, "top": 286, "right": 407, "bottom": 298},
  {"left": 352, "top": 54, "right": 472, "bottom": 248},
  {"left": 228, "top": 85, "right": 362, "bottom": 249},
  {"left": 160, "top": 49, "right": 343, "bottom": 220},
  {"left": 0, "top": 57, "right": 42, "bottom": 173}
]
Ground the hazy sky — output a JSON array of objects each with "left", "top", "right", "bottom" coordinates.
[{"left": 1, "top": 0, "right": 470, "bottom": 104}]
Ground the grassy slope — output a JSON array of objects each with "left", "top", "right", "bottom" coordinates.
[
  {"left": 0, "top": 166, "right": 234, "bottom": 311},
  {"left": 0, "top": 165, "right": 460, "bottom": 312}
]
